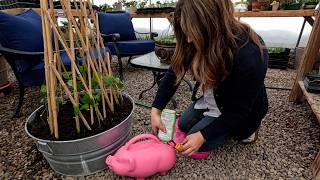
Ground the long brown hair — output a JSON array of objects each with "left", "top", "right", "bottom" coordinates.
[{"left": 172, "top": 0, "right": 264, "bottom": 89}]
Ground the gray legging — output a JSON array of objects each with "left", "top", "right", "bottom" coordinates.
[{"left": 179, "top": 102, "right": 229, "bottom": 152}]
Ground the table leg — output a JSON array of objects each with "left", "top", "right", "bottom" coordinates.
[
  {"left": 295, "top": 19, "right": 306, "bottom": 48},
  {"left": 138, "top": 71, "right": 157, "bottom": 99},
  {"left": 138, "top": 71, "right": 178, "bottom": 109}
]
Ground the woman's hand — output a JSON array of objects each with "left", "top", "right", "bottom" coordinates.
[
  {"left": 150, "top": 108, "right": 166, "bottom": 135},
  {"left": 180, "top": 131, "right": 205, "bottom": 156}
]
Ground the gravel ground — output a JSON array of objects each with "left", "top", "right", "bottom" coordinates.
[{"left": 0, "top": 59, "right": 319, "bottom": 179}]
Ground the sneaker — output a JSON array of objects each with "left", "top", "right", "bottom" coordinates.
[
  {"left": 190, "top": 151, "right": 210, "bottom": 159},
  {"left": 173, "top": 117, "right": 210, "bottom": 160},
  {"left": 241, "top": 129, "right": 259, "bottom": 144}
]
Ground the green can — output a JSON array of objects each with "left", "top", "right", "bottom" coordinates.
[{"left": 158, "top": 109, "right": 176, "bottom": 142}]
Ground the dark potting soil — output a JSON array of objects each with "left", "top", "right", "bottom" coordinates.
[{"left": 27, "top": 95, "right": 133, "bottom": 141}]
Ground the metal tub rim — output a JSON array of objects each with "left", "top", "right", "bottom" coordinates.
[{"left": 25, "top": 92, "right": 135, "bottom": 144}]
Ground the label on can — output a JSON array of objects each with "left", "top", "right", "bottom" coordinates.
[{"left": 158, "top": 109, "right": 176, "bottom": 142}]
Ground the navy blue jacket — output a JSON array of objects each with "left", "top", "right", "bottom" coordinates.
[{"left": 152, "top": 38, "right": 269, "bottom": 141}]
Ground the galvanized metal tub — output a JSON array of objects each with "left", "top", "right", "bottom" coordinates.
[{"left": 25, "top": 93, "right": 135, "bottom": 176}]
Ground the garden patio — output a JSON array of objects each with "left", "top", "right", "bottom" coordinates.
[
  {"left": 1, "top": 0, "right": 320, "bottom": 179},
  {"left": 1, "top": 60, "right": 320, "bottom": 179}
]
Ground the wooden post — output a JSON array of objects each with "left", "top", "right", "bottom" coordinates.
[{"left": 289, "top": 12, "right": 320, "bottom": 102}]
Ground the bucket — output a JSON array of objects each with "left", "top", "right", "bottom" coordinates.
[
  {"left": 0, "top": 55, "right": 8, "bottom": 87},
  {"left": 25, "top": 92, "right": 135, "bottom": 176}
]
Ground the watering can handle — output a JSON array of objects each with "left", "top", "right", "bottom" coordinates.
[{"left": 126, "top": 134, "right": 161, "bottom": 150}]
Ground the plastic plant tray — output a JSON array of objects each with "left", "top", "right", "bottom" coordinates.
[{"left": 304, "top": 74, "right": 320, "bottom": 94}]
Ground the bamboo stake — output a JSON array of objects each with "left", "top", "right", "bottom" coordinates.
[
  {"left": 40, "top": 0, "right": 53, "bottom": 135},
  {"left": 49, "top": 0, "right": 65, "bottom": 105},
  {"left": 42, "top": 0, "right": 124, "bottom": 136},
  {"left": 74, "top": 0, "right": 104, "bottom": 123},
  {"left": 43, "top": 0, "right": 59, "bottom": 139},
  {"left": 62, "top": 0, "right": 103, "bottom": 123},
  {"left": 67, "top": 4, "right": 81, "bottom": 134},
  {"left": 93, "top": 10, "right": 119, "bottom": 107},
  {"left": 58, "top": 2, "right": 113, "bottom": 112},
  {"left": 86, "top": 10, "right": 119, "bottom": 104},
  {"left": 44, "top": 10, "right": 105, "bottom": 123},
  {"left": 80, "top": 1, "right": 95, "bottom": 125},
  {"left": 81, "top": 2, "right": 106, "bottom": 118},
  {"left": 52, "top": 67, "right": 91, "bottom": 130}
]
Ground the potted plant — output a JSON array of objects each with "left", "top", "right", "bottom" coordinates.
[
  {"left": 99, "top": 3, "right": 113, "bottom": 12},
  {"left": 258, "top": 0, "right": 271, "bottom": 10},
  {"left": 122, "top": 0, "right": 138, "bottom": 14},
  {"left": 25, "top": 0, "right": 135, "bottom": 176},
  {"left": 280, "top": 0, "right": 303, "bottom": 10},
  {"left": 155, "top": 35, "right": 176, "bottom": 64},
  {"left": 137, "top": 0, "right": 148, "bottom": 9},
  {"left": 235, "top": 0, "right": 249, "bottom": 12},
  {"left": 137, "top": 0, "right": 176, "bottom": 14},
  {"left": 113, "top": 1, "right": 123, "bottom": 11},
  {"left": 271, "top": 0, "right": 280, "bottom": 10},
  {"left": 268, "top": 47, "right": 291, "bottom": 69},
  {"left": 302, "top": 0, "right": 319, "bottom": 9}
]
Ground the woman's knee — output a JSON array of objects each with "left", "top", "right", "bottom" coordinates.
[
  {"left": 178, "top": 111, "right": 203, "bottom": 132},
  {"left": 178, "top": 115, "right": 190, "bottom": 132}
]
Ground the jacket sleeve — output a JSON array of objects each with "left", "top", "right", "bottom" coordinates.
[
  {"left": 200, "top": 48, "right": 268, "bottom": 141},
  {"left": 152, "top": 67, "right": 180, "bottom": 110}
]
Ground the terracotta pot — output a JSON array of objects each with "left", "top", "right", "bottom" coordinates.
[
  {"left": 252, "top": 0, "right": 261, "bottom": 11},
  {"left": 155, "top": 43, "right": 176, "bottom": 64},
  {"left": 126, "top": 7, "right": 137, "bottom": 14},
  {"left": 258, "top": 0, "right": 270, "bottom": 11}
]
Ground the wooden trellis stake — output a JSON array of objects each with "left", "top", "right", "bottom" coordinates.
[{"left": 41, "top": 0, "right": 116, "bottom": 139}]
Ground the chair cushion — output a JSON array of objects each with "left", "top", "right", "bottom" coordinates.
[
  {"left": 0, "top": 9, "right": 43, "bottom": 72},
  {"left": 98, "top": 12, "right": 136, "bottom": 41},
  {"left": 19, "top": 48, "right": 111, "bottom": 87},
  {"left": 0, "top": 9, "right": 43, "bottom": 52},
  {"left": 106, "top": 40, "right": 155, "bottom": 56}
]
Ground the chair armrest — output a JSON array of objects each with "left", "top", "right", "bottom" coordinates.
[
  {"left": 135, "top": 31, "right": 158, "bottom": 40},
  {"left": 0, "top": 45, "right": 44, "bottom": 55},
  {"left": 0, "top": 44, "right": 67, "bottom": 56},
  {"left": 101, "top": 33, "right": 121, "bottom": 42}
]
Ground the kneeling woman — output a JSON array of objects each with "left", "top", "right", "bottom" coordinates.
[{"left": 151, "top": 0, "right": 269, "bottom": 157}]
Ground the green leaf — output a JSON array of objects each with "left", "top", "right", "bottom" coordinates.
[
  {"left": 80, "top": 104, "right": 89, "bottom": 111},
  {"left": 40, "top": 98, "right": 48, "bottom": 105},
  {"left": 79, "top": 66, "right": 86, "bottom": 74},
  {"left": 80, "top": 94, "right": 91, "bottom": 104},
  {"left": 77, "top": 83, "right": 85, "bottom": 92},
  {"left": 67, "top": 80, "right": 73, "bottom": 88},
  {"left": 92, "top": 77, "right": 99, "bottom": 89},
  {"left": 55, "top": 96, "right": 62, "bottom": 105},
  {"left": 74, "top": 106, "right": 80, "bottom": 116},
  {"left": 40, "top": 85, "right": 47, "bottom": 94},
  {"left": 114, "top": 77, "right": 124, "bottom": 90},
  {"left": 94, "top": 93, "right": 101, "bottom": 102},
  {"left": 62, "top": 72, "right": 72, "bottom": 80},
  {"left": 104, "top": 75, "right": 113, "bottom": 86}
]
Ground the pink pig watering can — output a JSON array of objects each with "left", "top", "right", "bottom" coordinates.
[{"left": 106, "top": 134, "right": 176, "bottom": 180}]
